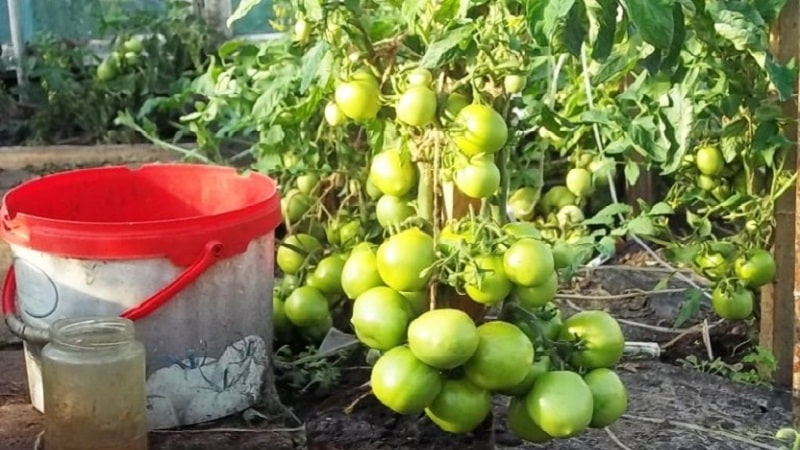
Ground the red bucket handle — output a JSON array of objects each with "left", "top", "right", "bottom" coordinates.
[{"left": 2, "top": 241, "right": 224, "bottom": 341}]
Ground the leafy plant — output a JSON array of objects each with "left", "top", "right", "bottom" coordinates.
[{"left": 4, "top": 0, "right": 221, "bottom": 145}]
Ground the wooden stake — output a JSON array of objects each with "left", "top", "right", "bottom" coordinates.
[{"left": 765, "top": 1, "right": 800, "bottom": 424}]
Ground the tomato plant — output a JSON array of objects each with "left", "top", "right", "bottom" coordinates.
[{"left": 119, "top": 0, "right": 796, "bottom": 441}]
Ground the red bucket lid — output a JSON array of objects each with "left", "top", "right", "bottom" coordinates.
[{"left": 1, "top": 164, "right": 282, "bottom": 266}]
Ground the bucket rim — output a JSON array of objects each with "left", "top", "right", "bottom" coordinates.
[{"left": 0, "top": 163, "right": 282, "bottom": 266}]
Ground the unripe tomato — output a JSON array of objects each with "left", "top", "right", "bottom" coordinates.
[
  {"left": 695, "top": 145, "right": 724, "bottom": 176},
  {"left": 424, "top": 378, "right": 492, "bottom": 434},
  {"left": 584, "top": 368, "right": 628, "bottom": 428},
  {"left": 453, "top": 154, "right": 501, "bottom": 199},
  {"left": 508, "top": 187, "right": 539, "bottom": 221},
  {"left": 734, "top": 249, "right": 776, "bottom": 288},
  {"left": 295, "top": 173, "right": 320, "bottom": 195},
  {"left": 451, "top": 104, "right": 508, "bottom": 156},
  {"left": 407, "top": 68, "right": 433, "bottom": 86},
  {"left": 526, "top": 371, "right": 594, "bottom": 438},
  {"left": 565, "top": 168, "right": 594, "bottom": 198},
  {"left": 463, "top": 255, "right": 513, "bottom": 305},
  {"left": 558, "top": 310, "right": 624, "bottom": 369},
  {"left": 376, "top": 195, "right": 415, "bottom": 228},
  {"left": 96, "top": 58, "right": 119, "bottom": 81},
  {"left": 370, "top": 346, "right": 443, "bottom": 415},
  {"left": 442, "top": 93, "right": 469, "bottom": 122},
  {"left": 376, "top": 227, "right": 435, "bottom": 292},
  {"left": 369, "top": 148, "right": 418, "bottom": 197},
  {"left": 504, "top": 74, "right": 527, "bottom": 94},
  {"left": 280, "top": 189, "right": 311, "bottom": 223},
  {"left": 396, "top": 86, "right": 437, "bottom": 127},
  {"left": 589, "top": 157, "right": 617, "bottom": 187},
  {"left": 122, "top": 36, "right": 144, "bottom": 53},
  {"left": 324, "top": 101, "right": 347, "bottom": 126},
  {"left": 711, "top": 284, "right": 754, "bottom": 320},
  {"left": 294, "top": 19, "right": 311, "bottom": 43},
  {"left": 334, "top": 78, "right": 380, "bottom": 121}
]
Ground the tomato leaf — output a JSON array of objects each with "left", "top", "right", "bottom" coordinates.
[
  {"left": 419, "top": 25, "right": 475, "bottom": 69},
  {"left": 624, "top": 160, "right": 640, "bottom": 186},
  {"left": 720, "top": 118, "right": 748, "bottom": 164},
  {"left": 542, "top": 0, "right": 578, "bottom": 39},
  {"left": 433, "top": 0, "right": 471, "bottom": 22},
  {"left": 301, "top": 0, "right": 325, "bottom": 21},
  {"left": 660, "top": 3, "right": 686, "bottom": 71},
  {"left": 765, "top": 56, "right": 797, "bottom": 102},
  {"left": 299, "top": 42, "right": 330, "bottom": 94},
  {"left": 227, "top": 0, "right": 264, "bottom": 28},
  {"left": 660, "top": 70, "right": 697, "bottom": 175},
  {"left": 685, "top": 211, "right": 712, "bottom": 237},
  {"left": 550, "top": 1, "right": 588, "bottom": 56},
  {"left": 621, "top": 0, "right": 675, "bottom": 49},
  {"left": 627, "top": 116, "right": 667, "bottom": 163},
  {"left": 707, "top": 3, "right": 767, "bottom": 53},
  {"left": 597, "top": 235, "right": 617, "bottom": 258},
  {"left": 664, "top": 244, "right": 700, "bottom": 265},
  {"left": 648, "top": 202, "right": 674, "bottom": 216},
  {"left": 585, "top": 0, "right": 617, "bottom": 61},
  {"left": 755, "top": 0, "right": 788, "bottom": 23},
  {"left": 674, "top": 288, "right": 702, "bottom": 329},
  {"left": 626, "top": 216, "right": 656, "bottom": 236},
  {"left": 401, "top": 0, "right": 427, "bottom": 28}
]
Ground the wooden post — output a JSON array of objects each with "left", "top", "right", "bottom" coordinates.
[
  {"left": 624, "top": 155, "right": 656, "bottom": 211},
  {"left": 763, "top": 1, "right": 799, "bottom": 416}
]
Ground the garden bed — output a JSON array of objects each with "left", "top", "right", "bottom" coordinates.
[
  {"left": 0, "top": 152, "right": 791, "bottom": 450},
  {"left": 0, "top": 271, "right": 791, "bottom": 450}
]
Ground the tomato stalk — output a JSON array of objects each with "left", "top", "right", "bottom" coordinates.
[{"left": 417, "top": 161, "right": 434, "bottom": 223}]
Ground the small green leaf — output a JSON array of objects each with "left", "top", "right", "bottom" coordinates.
[
  {"left": 664, "top": 244, "right": 700, "bottom": 265},
  {"left": 674, "top": 288, "right": 702, "bottom": 328},
  {"left": 597, "top": 236, "right": 617, "bottom": 257},
  {"left": 622, "top": 0, "right": 675, "bottom": 49},
  {"left": 626, "top": 216, "right": 656, "bottom": 236},
  {"left": 624, "top": 160, "right": 641, "bottom": 185},
  {"left": 253, "top": 153, "right": 282, "bottom": 174},
  {"left": 594, "top": 202, "right": 633, "bottom": 219},
  {"left": 218, "top": 40, "right": 245, "bottom": 59},
  {"left": 648, "top": 202, "right": 674, "bottom": 216},
  {"left": 419, "top": 25, "right": 476, "bottom": 69}
]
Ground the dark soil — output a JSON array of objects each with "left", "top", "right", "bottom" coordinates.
[{"left": 0, "top": 156, "right": 793, "bottom": 450}]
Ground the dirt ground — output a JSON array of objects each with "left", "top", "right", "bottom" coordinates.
[{"left": 0, "top": 152, "right": 794, "bottom": 450}]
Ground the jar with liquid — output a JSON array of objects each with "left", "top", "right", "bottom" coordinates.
[{"left": 42, "top": 317, "right": 148, "bottom": 450}]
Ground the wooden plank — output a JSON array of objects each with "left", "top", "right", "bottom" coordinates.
[
  {"left": 763, "top": 1, "right": 800, "bottom": 411},
  {"left": 0, "top": 144, "right": 181, "bottom": 170},
  {"left": 624, "top": 154, "right": 656, "bottom": 212}
]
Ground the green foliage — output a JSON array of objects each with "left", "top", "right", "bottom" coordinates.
[
  {"left": 677, "top": 345, "right": 777, "bottom": 386},
  {"left": 125, "top": 0, "right": 796, "bottom": 330},
  {"left": 2, "top": 0, "right": 220, "bottom": 145}
]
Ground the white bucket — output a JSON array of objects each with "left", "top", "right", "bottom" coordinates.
[{"left": 1, "top": 164, "right": 281, "bottom": 429}]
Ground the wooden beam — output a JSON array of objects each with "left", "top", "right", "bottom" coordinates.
[
  {"left": 0, "top": 144, "right": 180, "bottom": 170},
  {"left": 764, "top": 0, "right": 799, "bottom": 410}
]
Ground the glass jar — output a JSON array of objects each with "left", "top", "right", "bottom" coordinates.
[{"left": 42, "top": 317, "right": 148, "bottom": 450}]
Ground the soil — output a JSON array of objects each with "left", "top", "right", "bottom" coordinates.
[{"left": 0, "top": 153, "right": 794, "bottom": 450}]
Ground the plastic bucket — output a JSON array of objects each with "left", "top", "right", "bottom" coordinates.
[{"left": 1, "top": 163, "right": 281, "bottom": 429}]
